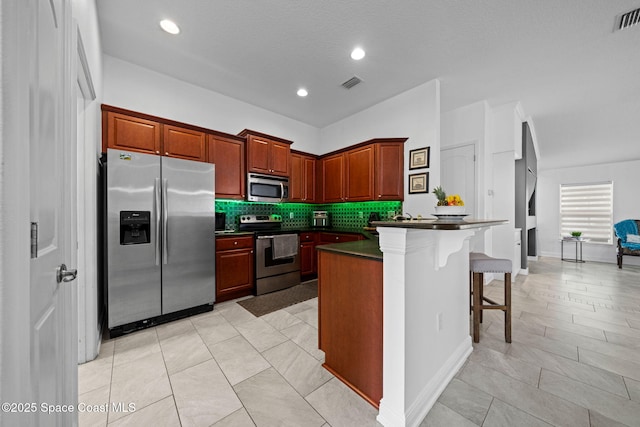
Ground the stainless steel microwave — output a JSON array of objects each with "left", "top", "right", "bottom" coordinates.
[{"left": 247, "top": 173, "right": 289, "bottom": 203}]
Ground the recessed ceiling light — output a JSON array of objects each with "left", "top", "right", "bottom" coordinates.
[
  {"left": 160, "top": 19, "right": 180, "bottom": 35},
  {"left": 297, "top": 88, "right": 308, "bottom": 97},
  {"left": 351, "top": 47, "right": 365, "bottom": 60}
]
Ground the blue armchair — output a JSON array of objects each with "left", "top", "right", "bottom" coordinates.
[{"left": 613, "top": 219, "right": 640, "bottom": 269}]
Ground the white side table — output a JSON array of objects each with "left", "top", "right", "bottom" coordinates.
[{"left": 561, "top": 238, "right": 588, "bottom": 263}]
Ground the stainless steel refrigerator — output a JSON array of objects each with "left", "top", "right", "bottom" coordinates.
[{"left": 106, "top": 149, "right": 215, "bottom": 335}]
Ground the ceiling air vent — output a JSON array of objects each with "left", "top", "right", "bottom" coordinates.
[
  {"left": 617, "top": 7, "right": 640, "bottom": 31},
  {"left": 341, "top": 76, "right": 363, "bottom": 89}
]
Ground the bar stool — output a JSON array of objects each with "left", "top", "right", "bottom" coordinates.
[{"left": 469, "top": 252, "right": 512, "bottom": 343}]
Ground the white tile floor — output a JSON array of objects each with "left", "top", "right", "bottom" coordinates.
[{"left": 79, "top": 258, "right": 640, "bottom": 426}]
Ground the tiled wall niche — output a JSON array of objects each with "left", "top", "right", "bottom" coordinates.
[{"left": 215, "top": 200, "right": 403, "bottom": 230}]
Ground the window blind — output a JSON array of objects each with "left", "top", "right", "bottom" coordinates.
[{"left": 559, "top": 182, "right": 613, "bottom": 244}]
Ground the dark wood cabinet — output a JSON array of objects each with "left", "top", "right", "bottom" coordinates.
[
  {"left": 105, "top": 111, "right": 161, "bottom": 155},
  {"left": 319, "top": 139, "right": 406, "bottom": 203},
  {"left": 318, "top": 232, "right": 364, "bottom": 244},
  {"left": 299, "top": 232, "right": 318, "bottom": 277},
  {"left": 163, "top": 125, "right": 206, "bottom": 161},
  {"left": 375, "top": 142, "right": 404, "bottom": 201},
  {"left": 318, "top": 250, "right": 383, "bottom": 408},
  {"left": 290, "top": 151, "right": 316, "bottom": 202},
  {"left": 208, "top": 134, "right": 246, "bottom": 199},
  {"left": 345, "top": 145, "right": 375, "bottom": 201},
  {"left": 215, "top": 235, "right": 254, "bottom": 302},
  {"left": 240, "top": 130, "right": 292, "bottom": 177},
  {"left": 321, "top": 153, "right": 346, "bottom": 202}
]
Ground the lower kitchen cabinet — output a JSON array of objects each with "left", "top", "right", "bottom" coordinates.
[
  {"left": 318, "top": 232, "right": 364, "bottom": 244},
  {"left": 299, "top": 232, "right": 318, "bottom": 278},
  {"left": 317, "top": 249, "right": 383, "bottom": 408},
  {"left": 216, "top": 235, "right": 254, "bottom": 302}
]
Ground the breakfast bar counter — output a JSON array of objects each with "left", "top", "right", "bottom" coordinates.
[{"left": 370, "top": 219, "right": 506, "bottom": 427}]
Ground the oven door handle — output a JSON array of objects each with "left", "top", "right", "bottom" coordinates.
[{"left": 257, "top": 234, "right": 297, "bottom": 240}]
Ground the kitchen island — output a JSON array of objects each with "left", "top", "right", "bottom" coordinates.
[
  {"left": 316, "top": 238, "right": 383, "bottom": 408},
  {"left": 371, "top": 219, "right": 505, "bottom": 427},
  {"left": 318, "top": 219, "right": 505, "bottom": 426}
]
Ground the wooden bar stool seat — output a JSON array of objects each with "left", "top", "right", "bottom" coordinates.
[{"left": 469, "top": 252, "right": 512, "bottom": 343}]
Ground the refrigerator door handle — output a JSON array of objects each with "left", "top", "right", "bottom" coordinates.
[
  {"left": 163, "top": 178, "right": 169, "bottom": 265},
  {"left": 154, "top": 178, "right": 161, "bottom": 266}
]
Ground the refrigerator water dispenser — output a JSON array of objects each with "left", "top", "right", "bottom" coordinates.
[{"left": 120, "top": 211, "right": 151, "bottom": 245}]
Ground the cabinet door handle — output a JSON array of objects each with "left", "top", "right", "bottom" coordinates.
[{"left": 234, "top": 241, "right": 238, "bottom": 245}]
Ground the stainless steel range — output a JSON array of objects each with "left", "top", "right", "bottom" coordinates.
[{"left": 239, "top": 215, "right": 301, "bottom": 295}]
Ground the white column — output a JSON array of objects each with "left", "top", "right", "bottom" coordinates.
[{"left": 376, "top": 227, "right": 475, "bottom": 427}]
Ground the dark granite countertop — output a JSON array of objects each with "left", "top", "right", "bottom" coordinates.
[
  {"left": 370, "top": 218, "right": 507, "bottom": 230},
  {"left": 316, "top": 238, "right": 382, "bottom": 261},
  {"left": 214, "top": 231, "right": 255, "bottom": 237},
  {"left": 215, "top": 227, "right": 378, "bottom": 239}
]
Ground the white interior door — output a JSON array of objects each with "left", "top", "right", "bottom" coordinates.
[
  {"left": 441, "top": 144, "right": 481, "bottom": 251},
  {"left": 28, "top": 0, "right": 77, "bottom": 424},
  {"left": 441, "top": 144, "right": 476, "bottom": 216}
]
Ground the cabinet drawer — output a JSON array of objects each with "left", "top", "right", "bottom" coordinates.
[
  {"left": 216, "top": 236, "right": 254, "bottom": 251},
  {"left": 319, "top": 232, "right": 363, "bottom": 243},
  {"left": 299, "top": 232, "right": 317, "bottom": 243}
]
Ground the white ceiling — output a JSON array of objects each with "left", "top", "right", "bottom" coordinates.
[{"left": 97, "top": 0, "right": 640, "bottom": 170}]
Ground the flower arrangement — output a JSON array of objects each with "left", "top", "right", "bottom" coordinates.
[{"left": 432, "top": 186, "right": 465, "bottom": 206}]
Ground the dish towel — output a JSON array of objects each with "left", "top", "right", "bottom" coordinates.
[{"left": 272, "top": 234, "right": 298, "bottom": 259}]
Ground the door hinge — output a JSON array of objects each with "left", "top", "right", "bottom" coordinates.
[{"left": 30, "top": 222, "right": 38, "bottom": 259}]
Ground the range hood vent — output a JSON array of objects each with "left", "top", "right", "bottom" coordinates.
[
  {"left": 341, "top": 76, "right": 362, "bottom": 89},
  {"left": 617, "top": 7, "right": 640, "bottom": 31}
]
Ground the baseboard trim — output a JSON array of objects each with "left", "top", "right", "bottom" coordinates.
[{"left": 377, "top": 337, "right": 472, "bottom": 427}]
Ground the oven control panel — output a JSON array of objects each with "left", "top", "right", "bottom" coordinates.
[{"left": 240, "top": 214, "right": 282, "bottom": 224}]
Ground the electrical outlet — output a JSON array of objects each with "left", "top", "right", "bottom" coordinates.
[
  {"left": 289, "top": 212, "right": 294, "bottom": 219},
  {"left": 358, "top": 211, "right": 363, "bottom": 218}
]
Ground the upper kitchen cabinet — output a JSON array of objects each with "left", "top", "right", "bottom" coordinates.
[
  {"left": 102, "top": 105, "right": 208, "bottom": 162},
  {"left": 208, "top": 134, "right": 246, "bottom": 200},
  {"left": 345, "top": 144, "right": 375, "bottom": 201},
  {"left": 290, "top": 150, "right": 317, "bottom": 203},
  {"left": 374, "top": 141, "right": 404, "bottom": 201},
  {"left": 239, "top": 129, "right": 292, "bottom": 177},
  {"left": 321, "top": 152, "right": 346, "bottom": 202},
  {"left": 104, "top": 109, "right": 161, "bottom": 155},
  {"left": 163, "top": 125, "right": 206, "bottom": 161},
  {"left": 320, "top": 138, "right": 406, "bottom": 203}
]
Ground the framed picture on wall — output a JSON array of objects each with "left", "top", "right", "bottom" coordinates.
[
  {"left": 409, "top": 172, "right": 429, "bottom": 194},
  {"left": 409, "top": 146, "right": 430, "bottom": 169}
]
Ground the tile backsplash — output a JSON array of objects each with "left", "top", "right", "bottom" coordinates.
[{"left": 215, "top": 200, "right": 402, "bottom": 230}]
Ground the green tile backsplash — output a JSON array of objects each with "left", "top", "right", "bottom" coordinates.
[{"left": 215, "top": 200, "right": 402, "bottom": 230}]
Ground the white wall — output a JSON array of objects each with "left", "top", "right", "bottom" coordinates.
[
  {"left": 538, "top": 159, "right": 640, "bottom": 266},
  {"left": 103, "top": 55, "right": 320, "bottom": 152},
  {"left": 488, "top": 102, "right": 523, "bottom": 275},
  {"left": 320, "top": 80, "right": 440, "bottom": 216},
  {"left": 104, "top": 57, "right": 440, "bottom": 216}
]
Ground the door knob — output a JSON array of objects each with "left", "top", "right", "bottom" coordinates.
[{"left": 56, "top": 264, "right": 78, "bottom": 283}]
